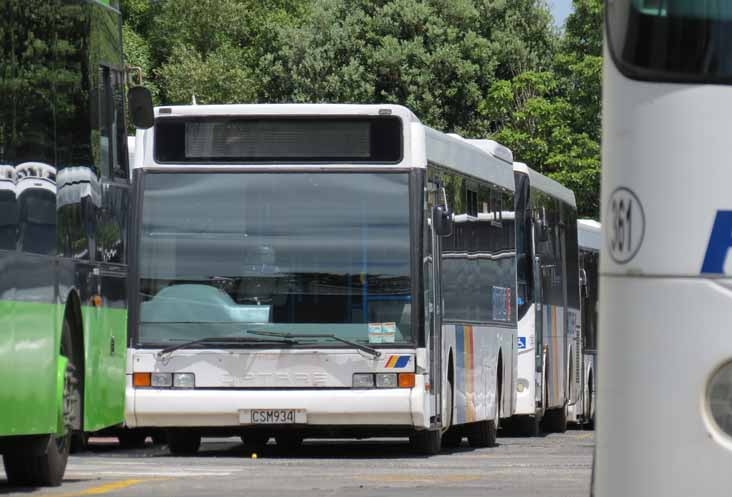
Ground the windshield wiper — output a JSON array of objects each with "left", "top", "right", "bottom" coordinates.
[
  {"left": 246, "top": 330, "right": 381, "bottom": 358},
  {"left": 157, "top": 335, "right": 298, "bottom": 359}
]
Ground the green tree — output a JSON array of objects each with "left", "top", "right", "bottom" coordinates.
[
  {"left": 487, "top": 0, "right": 602, "bottom": 217},
  {"left": 121, "top": 0, "right": 307, "bottom": 105},
  {"left": 264, "top": 0, "right": 556, "bottom": 136}
]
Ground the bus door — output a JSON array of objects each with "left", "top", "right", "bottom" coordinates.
[
  {"left": 531, "top": 212, "right": 544, "bottom": 412},
  {"left": 427, "top": 194, "right": 445, "bottom": 428}
]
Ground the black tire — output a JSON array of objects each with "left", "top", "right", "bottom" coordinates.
[
  {"left": 117, "top": 430, "right": 148, "bottom": 449},
  {"left": 542, "top": 405, "right": 568, "bottom": 433},
  {"left": 410, "top": 429, "right": 442, "bottom": 455},
  {"left": 467, "top": 419, "right": 497, "bottom": 448},
  {"left": 275, "top": 434, "right": 303, "bottom": 451},
  {"left": 502, "top": 415, "right": 540, "bottom": 437},
  {"left": 3, "top": 318, "right": 77, "bottom": 486},
  {"left": 167, "top": 430, "right": 201, "bottom": 455},
  {"left": 70, "top": 432, "right": 89, "bottom": 453},
  {"left": 468, "top": 375, "right": 499, "bottom": 448}
]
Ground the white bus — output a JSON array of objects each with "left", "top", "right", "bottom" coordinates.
[
  {"left": 599, "top": 1, "right": 732, "bottom": 495},
  {"left": 0, "top": 165, "right": 16, "bottom": 251},
  {"left": 507, "top": 162, "right": 580, "bottom": 435},
  {"left": 15, "top": 162, "right": 57, "bottom": 255},
  {"left": 577, "top": 219, "right": 599, "bottom": 429},
  {"left": 126, "top": 104, "right": 517, "bottom": 454}
]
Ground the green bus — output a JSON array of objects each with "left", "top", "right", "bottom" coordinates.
[{"left": 0, "top": 0, "right": 135, "bottom": 486}]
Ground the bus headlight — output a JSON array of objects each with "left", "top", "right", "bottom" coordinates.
[
  {"left": 376, "top": 373, "right": 398, "bottom": 388},
  {"left": 151, "top": 373, "right": 173, "bottom": 388},
  {"left": 353, "top": 373, "right": 375, "bottom": 388},
  {"left": 707, "top": 361, "right": 732, "bottom": 437},
  {"left": 173, "top": 373, "right": 195, "bottom": 389}
]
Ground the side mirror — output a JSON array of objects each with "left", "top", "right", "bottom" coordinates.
[
  {"left": 432, "top": 205, "right": 453, "bottom": 237},
  {"left": 579, "top": 268, "right": 589, "bottom": 298},
  {"left": 128, "top": 86, "right": 154, "bottom": 129}
]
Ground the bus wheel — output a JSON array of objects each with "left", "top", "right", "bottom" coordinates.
[
  {"left": 542, "top": 405, "right": 568, "bottom": 433},
  {"left": 503, "top": 415, "right": 540, "bottom": 437},
  {"left": 3, "top": 319, "right": 77, "bottom": 486},
  {"left": 275, "top": 434, "right": 303, "bottom": 451},
  {"left": 410, "top": 429, "right": 442, "bottom": 455},
  {"left": 167, "top": 430, "right": 201, "bottom": 455},
  {"left": 468, "top": 376, "right": 499, "bottom": 448},
  {"left": 117, "top": 429, "right": 147, "bottom": 449}
]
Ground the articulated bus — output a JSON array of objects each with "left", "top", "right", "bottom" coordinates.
[
  {"left": 577, "top": 219, "right": 599, "bottom": 429},
  {"left": 0, "top": 0, "right": 134, "bottom": 486},
  {"left": 599, "top": 1, "right": 732, "bottom": 495},
  {"left": 506, "top": 162, "right": 581, "bottom": 435},
  {"left": 126, "top": 104, "right": 517, "bottom": 454}
]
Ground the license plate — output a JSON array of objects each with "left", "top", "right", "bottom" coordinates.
[{"left": 239, "top": 409, "right": 306, "bottom": 425}]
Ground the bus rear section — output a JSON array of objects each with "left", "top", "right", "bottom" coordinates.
[
  {"left": 507, "top": 163, "right": 581, "bottom": 435},
  {"left": 599, "top": 1, "right": 732, "bottom": 495},
  {"left": 126, "top": 104, "right": 517, "bottom": 454}
]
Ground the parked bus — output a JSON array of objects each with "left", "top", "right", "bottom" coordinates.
[
  {"left": 0, "top": 166, "right": 16, "bottom": 251},
  {"left": 0, "top": 0, "right": 139, "bottom": 486},
  {"left": 126, "top": 104, "right": 517, "bottom": 455},
  {"left": 598, "top": 1, "right": 732, "bottom": 495},
  {"left": 577, "top": 219, "right": 599, "bottom": 429},
  {"left": 507, "top": 162, "right": 580, "bottom": 435}
]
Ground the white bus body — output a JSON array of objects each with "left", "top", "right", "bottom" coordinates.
[
  {"left": 507, "top": 162, "right": 580, "bottom": 435},
  {"left": 127, "top": 104, "right": 517, "bottom": 454},
  {"left": 599, "top": 1, "right": 732, "bottom": 495},
  {"left": 577, "top": 219, "right": 599, "bottom": 428}
]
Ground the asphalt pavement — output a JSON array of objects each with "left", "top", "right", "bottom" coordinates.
[{"left": 0, "top": 431, "right": 594, "bottom": 497}]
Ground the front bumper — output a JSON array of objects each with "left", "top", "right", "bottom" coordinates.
[{"left": 126, "top": 375, "right": 429, "bottom": 429}]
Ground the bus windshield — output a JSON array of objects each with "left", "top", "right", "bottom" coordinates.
[
  {"left": 137, "top": 172, "right": 414, "bottom": 347},
  {"left": 608, "top": 0, "right": 732, "bottom": 82}
]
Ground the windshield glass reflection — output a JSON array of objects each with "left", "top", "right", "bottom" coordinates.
[{"left": 139, "top": 172, "right": 413, "bottom": 346}]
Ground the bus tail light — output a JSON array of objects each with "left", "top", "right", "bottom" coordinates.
[
  {"left": 133, "top": 372, "right": 151, "bottom": 387},
  {"left": 398, "top": 373, "right": 415, "bottom": 388}
]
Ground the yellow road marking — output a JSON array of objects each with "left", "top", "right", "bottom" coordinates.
[
  {"left": 38, "top": 478, "right": 163, "bottom": 497},
  {"left": 576, "top": 433, "right": 594, "bottom": 440}
]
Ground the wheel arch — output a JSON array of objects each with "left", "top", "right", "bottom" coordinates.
[{"left": 62, "top": 290, "right": 85, "bottom": 430}]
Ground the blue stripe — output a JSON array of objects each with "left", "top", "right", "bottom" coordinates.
[{"left": 395, "top": 356, "right": 409, "bottom": 368}]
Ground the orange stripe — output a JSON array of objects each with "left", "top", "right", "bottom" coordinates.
[{"left": 386, "top": 355, "right": 397, "bottom": 368}]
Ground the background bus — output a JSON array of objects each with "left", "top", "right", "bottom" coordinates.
[
  {"left": 0, "top": 0, "right": 133, "bottom": 486},
  {"left": 126, "top": 104, "right": 517, "bottom": 455},
  {"left": 506, "top": 162, "right": 580, "bottom": 436},
  {"left": 577, "top": 219, "right": 599, "bottom": 429},
  {"left": 599, "top": 1, "right": 732, "bottom": 495}
]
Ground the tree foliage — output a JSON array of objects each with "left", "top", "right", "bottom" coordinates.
[
  {"left": 121, "top": 0, "right": 602, "bottom": 216},
  {"left": 488, "top": 0, "right": 602, "bottom": 217}
]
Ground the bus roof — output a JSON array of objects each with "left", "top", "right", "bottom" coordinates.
[
  {"left": 513, "top": 161, "right": 576, "bottom": 207},
  {"left": 138, "top": 104, "right": 516, "bottom": 191},
  {"left": 425, "top": 128, "right": 515, "bottom": 191},
  {"left": 578, "top": 219, "right": 601, "bottom": 251},
  {"left": 154, "top": 103, "right": 421, "bottom": 123}
]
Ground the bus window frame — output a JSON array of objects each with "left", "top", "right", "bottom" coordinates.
[
  {"left": 152, "top": 115, "right": 405, "bottom": 166},
  {"left": 606, "top": 0, "right": 732, "bottom": 85},
  {"left": 127, "top": 167, "right": 424, "bottom": 349}
]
